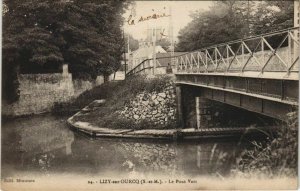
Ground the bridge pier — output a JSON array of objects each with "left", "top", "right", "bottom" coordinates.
[
  {"left": 182, "top": 86, "right": 196, "bottom": 129},
  {"left": 175, "top": 86, "right": 184, "bottom": 128},
  {"left": 176, "top": 85, "right": 196, "bottom": 128},
  {"left": 196, "top": 97, "right": 212, "bottom": 129},
  {"left": 176, "top": 85, "right": 212, "bottom": 129}
]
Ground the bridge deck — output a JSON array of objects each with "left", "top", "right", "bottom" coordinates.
[{"left": 176, "top": 75, "right": 298, "bottom": 106}]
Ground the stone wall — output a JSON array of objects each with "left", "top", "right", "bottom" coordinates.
[
  {"left": 72, "top": 79, "right": 95, "bottom": 98},
  {"left": 2, "top": 73, "right": 104, "bottom": 116},
  {"left": 117, "top": 81, "right": 176, "bottom": 127}
]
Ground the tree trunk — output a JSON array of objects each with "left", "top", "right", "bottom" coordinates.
[{"left": 104, "top": 75, "right": 109, "bottom": 83}]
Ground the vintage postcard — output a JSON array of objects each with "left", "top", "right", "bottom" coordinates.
[{"left": 1, "top": 0, "right": 299, "bottom": 190}]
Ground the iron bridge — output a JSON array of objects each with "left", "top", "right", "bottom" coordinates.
[{"left": 127, "top": 27, "right": 299, "bottom": 124}]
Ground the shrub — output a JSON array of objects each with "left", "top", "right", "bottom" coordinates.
[{"left": 234, "top": 111, "right": 298, "bottom": 177}]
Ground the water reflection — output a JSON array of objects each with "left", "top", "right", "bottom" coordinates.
[
  {"left": 2, "top": 115, "right": 246, "bottom": 178},
  {"left": 2, "top": 116, "right": 74, "bottom": 175}
]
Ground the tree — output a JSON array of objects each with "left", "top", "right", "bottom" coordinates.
[
  {"left": 251, "top": 1, "right": 294, "bottom": 35},
  {"left": 61, "top": 0, "right": 129, "bottom": 80},
  {"left": 3, "top": 0, "right": 130, "bottom": 101},
  {"left": 2, "top": 37, "right": 20, "bottom": 103},
  {"left": 175, "top": 0, "right": 294, "bottom": 52},
  {"left": 3, "top": 0, "right": 66, "bottom": 102},
  {"left": 176, "top": 1, "right": 249, "bottom": 52},
  {"left": 3, "top": 0, "right": 65, "bottom": 73}
]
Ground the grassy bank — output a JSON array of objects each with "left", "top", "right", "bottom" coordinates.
[
  {"left": 56, "top": 75, "right": 176, "bottom": 129},
  {"left": 52, "top": 80, "right": 124, "bottom": 115}
]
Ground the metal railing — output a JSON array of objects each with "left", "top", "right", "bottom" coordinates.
[
  {"left": 126, "top": 55, "right": 181, "bottom": 76},
  {"left": 176, "top": 27, "right": 299, "bottom": 76},
  {"left": 126, "top": 27, "right": 299, "bottom": 77}
]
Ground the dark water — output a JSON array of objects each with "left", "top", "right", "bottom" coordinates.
[{"left": 1, "top": 115, "right": 253, "bottom": 178}]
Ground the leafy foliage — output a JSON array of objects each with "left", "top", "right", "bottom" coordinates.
[
  {"left": 176, "top": 1, "right": 294, "bottom": 52},
  {"left": 2, "top": 0, "right": 129, "bottom": 101},
  {"left": 251, "top": 1, "right": 294, "bottom": 34},
  {"left": 176, "top": 1, "right": 249, "bottom": 51},
  {"left": 235, "top": 112, "right": 298, "bottom": 177},
  {"left": 3, "top": 0, "right": 66, "bottom": 73}
]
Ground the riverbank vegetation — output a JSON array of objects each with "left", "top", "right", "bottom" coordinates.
[
  {"left": 234, "top": 112, "right": 298, "bottom": 177},
  {"left": 55, "top": 75, "right": 176, "bottom": 129},
  {"left": 53, "top": 81, "right": 125, "bottom": 115}
]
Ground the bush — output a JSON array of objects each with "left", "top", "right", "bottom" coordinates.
[{"left": 235, "top": 112, "right": 298, "bottom": 177}]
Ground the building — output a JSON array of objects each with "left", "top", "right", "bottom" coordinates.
[
  {"left": 128, "top": 40, "right": 167, "bottom": 70},
  {"left": 145, "top": 27, "right": 165, "bottom": 42}
]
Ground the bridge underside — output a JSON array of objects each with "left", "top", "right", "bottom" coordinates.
[{"left": 176, "top": 74, "right": 298, "bottom": 127}]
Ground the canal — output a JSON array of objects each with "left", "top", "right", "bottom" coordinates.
[{"left": 2, "top": 114, "right": 255, "bottom": 179}]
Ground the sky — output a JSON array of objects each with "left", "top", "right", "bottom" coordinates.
[{"left": 123, "top": 1, "right": 212, "bottom": 41}]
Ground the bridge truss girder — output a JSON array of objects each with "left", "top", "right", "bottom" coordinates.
[
  {"left": 175, "top": 27, "right": 299, "bottom": 77},
  {"left": 176, "top": 74, "right": 298, "bottom": 124}
]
